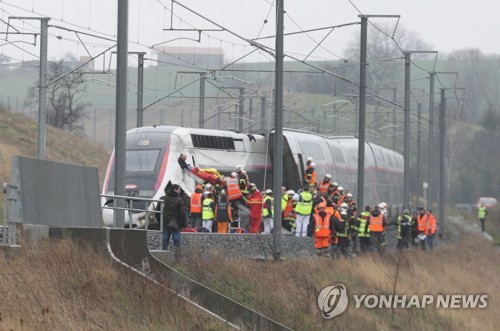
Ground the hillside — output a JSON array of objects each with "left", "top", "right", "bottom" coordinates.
[{"left": 0, "top": 106, "right": 111, "bottom": 217}]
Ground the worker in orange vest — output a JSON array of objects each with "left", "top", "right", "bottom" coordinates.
[
  {"left": 329, "top": 181, "right": 341, "bottom": 205},
  {"left": 313, "top": 202, "right": 332, "bottom": 256},
  {"left": 417, "top": 207, "right": 428, "bottom": 251},
  {"left": 282, "top": 190, "right": 297, "bottom": 233},
  {"left": 246, "top": 183, "right": 263, "bottom": 233},
  {"left": 426, "top": 210, "right": 437, "bottom": 252},
  {"left": 226, "top": 172, "right": 243, "bottom": 202},
  {"left": 369, "top": 205, "right": 386, "bottom": 255},
  {"left": 303, "top": 157, "right": 317, "bottom": 186},
  {"left": 318, "top": 174, "right": 333, "bottom": 194},
  {"left": 189, "top": 185, "right": 203, "bottom": 229}
]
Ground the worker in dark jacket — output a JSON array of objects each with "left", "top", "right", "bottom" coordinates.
[{"left": 162, "top": 184, "right": 187, "bottom": 259}]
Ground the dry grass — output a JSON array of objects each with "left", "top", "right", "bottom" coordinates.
[
  {"left": 0, "top": 238, "right": 227, "bottom": 331},
  {"left": 176, "top": 232, "right": 499, "bottom": 330},
  {"left": 0, "top": 224, "right": 498, "bottom": 330}
]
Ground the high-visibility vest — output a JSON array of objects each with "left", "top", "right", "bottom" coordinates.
[
  {"left": 281, "top": 195, "right": 289, "bottom": 211},
  {"left": 397, "top": 215, "right": 412, "bottom": 239},
  {"left": 325, "top": 205, "right": 334, "bottom": 215},
  {"left": 358, "top": 211, "right": 371, "bottom": 237},
  {"left": 417, "top": 214, "right": 428, "bottom": 233},
  {"left": 283, "top": 199, "right": 296, "bottom": 220},
  {"left": 318, "top": 180, "right": 330, "bottom": 193},
  {"left": 190, "top": 192, "right": 203, "bottom": 213},
  {"left": 337, "top": 214, "right": 349, "bottom": 237},
  {"left": 427, "top": 214, "right": 437, "bottom": 235},
  {"left": 369, "top": 213, "right": 384, "bottom": 232},
  {"left": 262, "top": 196, "right": 273, "bottom": 217},
  {"left": 202, "top": 198, "right": 214, "bottom": 220},
  {"left": 337, "top": 193, "right": 345, "bottom": 206},
  {"left": 304, "top": 165, "right": 317, "bottom": 185},
  {"left": 226, "top": 177, "right": 243, "bottom": 201},
  {"left": 295, "top": 191, "right": 313, "bottom": 215},
  {"left": 314, "top": 213, "right": 331, "bottom": 238},
  {"left": 478, "top": 207, "right": 487, "bottom": 219}
]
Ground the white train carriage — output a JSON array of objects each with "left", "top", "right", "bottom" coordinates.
[{"left": 102, "top": 126, "right": 403, "bottom": 227}]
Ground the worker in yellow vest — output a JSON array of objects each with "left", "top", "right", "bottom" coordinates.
[
  {"left": 357, "top": 206, "right": 371, "bottom": 253},
  {"left": 293, "top": 184, "right": 314, "bottom": 237},
  {"left": 202, "top": 192, "right": 216, "bottom": 232},
  {"left": 478, "top": 204, "right": 488, "bottom": 232}
]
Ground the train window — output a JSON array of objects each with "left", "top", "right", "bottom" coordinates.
[
  {"left": 191, "top": 134, "right": 235, "bottom": 150},
  {"left": 299, "top": 141, "right": 324, "bottom": 160},
  {"left": 126, "top": 149, "right": 160, "bottom": 172}
]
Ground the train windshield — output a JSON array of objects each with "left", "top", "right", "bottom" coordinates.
[{"left": 126, "top": 149, "right": 160, "bottom": 172}]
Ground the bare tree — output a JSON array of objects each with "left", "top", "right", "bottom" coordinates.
[
  {"left": 344, "top": 23, "right": 432, "bottom": 91},
  {"left": 28, "top": 54, "right": 90, "bottom": 133},
  {"left": 445, "top": 49, "right": 494, "bottom": 123}
]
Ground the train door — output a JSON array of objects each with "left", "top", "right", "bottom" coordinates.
[{"left": 268, "top": 133, "right": 301, "bottom": 191}]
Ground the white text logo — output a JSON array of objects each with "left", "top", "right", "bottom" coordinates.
[{"left": 317, "top": 284, "right": 349, "bottom": 319}]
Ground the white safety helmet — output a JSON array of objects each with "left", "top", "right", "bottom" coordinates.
[
  {"left": 286, "top": 190, "right": 295, "bottom": 195},
  {"left": 236, "top": 165, "right": 244, "bottom": 172},
  {"left": 325, "top": 174, "right": 332, "bottom": 179},
  {"left": 332, "top": 181, "right": 339, "bottom": 187},
  {"left": 231, "top": 172, "right": 238, "bottom": 178},
  {"left": 340, "top": 202, "right": 349, "bottom": 210},
  {"left": 338, "top": 186, "right": 344, "bottom": 192},
  {"left": 306, "top": 156, "right": 314, "bottom": 162},
  {"left": 378, "top": 202, "right": 387, "bottom": 209},
  {"left": 265, "top": 189, "right": 273, "bottom": 195},
  {"left": 346, "top": 193, "right": 353, "bottom": 198},
  {"left": 205, "top": 183, "right": 212, "bottom": 189}
]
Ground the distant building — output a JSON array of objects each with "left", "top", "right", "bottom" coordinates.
[{"left": 155, "top": 46, "right": 224, "bottom": 68}]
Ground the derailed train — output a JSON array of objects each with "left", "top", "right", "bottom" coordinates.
[{"left": 101, "top": 125, "right": 403, "bottom": 226}]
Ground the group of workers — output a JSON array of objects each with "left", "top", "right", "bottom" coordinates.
[
  {"left": 187, "top": 161, "right": 274, "bottom": 234},
  {"left": 181, "top": 154, "right": 440, "bottom": 256}
]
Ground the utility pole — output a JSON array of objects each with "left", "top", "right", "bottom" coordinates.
[
  {"left": 403, "top": 50, "right": 437, "bottom": 210},
  {"left": 416, "top": 102, "right": 422, "bottom": 203},
  {"left": 238, "top": 87, "right": 245, "bottom": 132},
  {"left": 403, "top": 51, "right": 411, "bottom": 210},
  {"left": 38, "top": 18, "right": 49, "bottom": 159},
  {"left": 134, "top": 52, "right": 146, "bottom": 127},
  {"left": 428, "top": 72, "right": 435, "bottom": 210},
  {"left": 438, "top": 88, "right": 446, "bottom": 237},
  {"left": 273, "top": 0, "right": 284, "bottom": 260},
  {"left": 114, "top": 0, "right": 128, "bottom": 227},
  {"left": 200, "top": 75, "right": 206, "bottom": 128},
  {"left": 261, "top": 96, "right": 266, "bottom": 131},
  {"left": 357, "top": 15, "right": 399, "bottom": 209},
  {"left": 9, "top": 17, "right": 50, "bottom": 159},
  {"left": 357, "top": 15, "right": 368, "bottom": 211},
  {"left": 392, "top": 88, "right": 397, "bottom": 150}
]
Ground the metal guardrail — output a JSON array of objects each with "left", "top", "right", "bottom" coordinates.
[
  {"left": 101, "top": 193, "right": 167, "bottom": 250},
  {"left": 101, "top": 194, "right": 164, "bottom": 229}
]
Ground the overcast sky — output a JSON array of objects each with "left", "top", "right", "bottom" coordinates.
[{"left": 1, "top": 0, "right": 498, "bottom": 67}]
